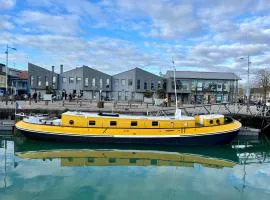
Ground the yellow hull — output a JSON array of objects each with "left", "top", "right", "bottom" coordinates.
[
  {"left": 16, "top": 120, "right": 241, "bottom": 137},
  {"left": 15, "top": 119, "right": 241, "bottom": 146}
]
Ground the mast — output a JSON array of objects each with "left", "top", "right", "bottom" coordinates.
[{"left": 172, "top": 59, "right": 178, "bottom": 110}]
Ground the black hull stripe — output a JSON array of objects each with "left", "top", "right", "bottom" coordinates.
[
  {"left": 18, "top": 129, "right": 240, "bottom": 146},
  {"left": 16, "top": 125, "right": 241, "bottom": 138}
]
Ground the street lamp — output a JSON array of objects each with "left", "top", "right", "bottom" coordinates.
[
  {"left": 5, "top": 44, "right": 17, "bottom": 94},
  {"left": 240, "top": 56, "right": 251, "bottom": 99},
  {"left": 240, "top": 55, "right": 251, "bottom": 106},
  {"left": 172, "top": 59, "right": 178, "bottom": 110}
]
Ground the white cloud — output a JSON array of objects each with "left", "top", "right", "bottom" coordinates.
[
  {"left": 0, "top": 0, "right": 16, "bottom": 10},
  {"left": 16, "top": 11, "right": 80, "bottom": 35},
  {"left": 0, "top": 16, "right": 15, "bottom": 30}
]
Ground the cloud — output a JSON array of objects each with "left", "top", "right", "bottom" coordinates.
[
  {"left": 0, "top": 0, "right": 16, "bottom": 10},
  {"left": 16, "top": 11, "right": 80, "bottom": 35},
  {"left": 0, "top": 16, "right": 15, "bottom": 30}
]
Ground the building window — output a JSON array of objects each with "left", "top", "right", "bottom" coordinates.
[
  {"left": 89, "top": 121, "right": 96, "bottom": 126},
  {"left": 37, "top": 76, "right": 41, "bottom": 86},
  {"left": 30, "top": 76, "right": 34, "bottom": 86},
  {"left": 106, "top": 78, "right": 110, "bottom": 88},
  {"left": 76, "top": 77, "right": 81, "bottom": 84},
  {"left": 110, "top": 121, "right": 117, "bottom": 126},
  {"left": 131, "top": 121, "right": 137, "bottom": 126},
  {"left": 62, "top": 77, "right": 66, "bottom": 84},
  {"left": 69, "top": 77, "right": 74, "bottom": 83},
  {"left": 157, "top": 81, "right": 161, "bottom": 88},
  {"left": 121, "top": 79, "right": 126, "bottom": 86},
  {"left": 100, "top": 79, "right": 103, "bottom": 88},
  {"left": 84, "top": 78, "right": 89, "bottom": 87},
  {"left": 45, "top": 76, "right": 49, "bottom": 86},
  {"left": 144, "top": 81, "right": 147, "bottom": 90},
  {"left": 92, "top": 78, "right": 95, "bottom": 87},
  {"left": 114, "top": 79, "right": 119, "bottom": 88},
  {"left": 52, "top": 76, "right": 56, "bottom": 87},
  {"left": 137, "top": 79, "right": 140, "bottom": 89},
  {"left": 128, "top": 79, "right": 133, "bottom": 86},
  {"left": 151, "top": 82, "right": 154, "bottom": 90}
]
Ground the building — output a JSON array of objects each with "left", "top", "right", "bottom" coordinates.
[
  {"left": 0, "top": 64, "right": 7, "bottom": 95},
  {"left": 0, "top": 64, "right": 29, "bottom": 96},
  {"left": 28, "top": 63, "right": 240, "bottom": 103},
  {"left": 11, "top": 71, "right": 29, "bottom": 96},
  {"left": 164, "top": 71, "right": 240, "bottom": 104},
  {"left": 60, "top": 65, "right": 112, "bottom": 100},
  {"left": 29, "top": 63, "right": 112, "bottom": 100},
  {"left": 112, "top": 68, "right": 163, "bottom": 101},
  {"left": 0, "top": 72, "right": 6, "bottom": 95},
  {"left": 28, "top": 63, "right": 59, "bottom": 95},
  {"left": 250, "top": 87, "right": 270, "bottom": 100}
]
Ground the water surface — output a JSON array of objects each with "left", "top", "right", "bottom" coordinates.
[{"left": 0, "top": 130, "right": 270, "bottom": 200}]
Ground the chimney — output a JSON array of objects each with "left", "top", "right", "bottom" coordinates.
[
  {"left": 60, "top": 64, "right": 63, "bottom": 74},
  {"left": 52, "top": 65, "right": 55, "bottom": 73}
]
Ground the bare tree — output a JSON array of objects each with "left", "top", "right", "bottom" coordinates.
[{"left": 256, "top": 68, "right": 270, "bottom": 101}]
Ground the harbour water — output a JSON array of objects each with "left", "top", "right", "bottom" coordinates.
[{"left": 1, "top": 130, "right": 270, "bottom": 200}]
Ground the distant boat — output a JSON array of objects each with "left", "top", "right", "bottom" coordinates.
[{"left": 15, "top": 109, "right": 241, "bottom": 146}]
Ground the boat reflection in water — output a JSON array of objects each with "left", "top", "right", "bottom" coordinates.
[{"left": 14, "top": 137, "right": 239, "bottom": 169}]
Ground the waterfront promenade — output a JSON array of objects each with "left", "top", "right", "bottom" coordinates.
[{"left": 0, "top": 99, "right": 268, "bottom": 117}]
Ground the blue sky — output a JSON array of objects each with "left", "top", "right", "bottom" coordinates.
[{"left": 0, "top": 0, "right": 270, "bottom": 82}]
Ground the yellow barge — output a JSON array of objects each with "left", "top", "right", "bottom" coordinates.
[{"left": 15, "top": 110, "right": 241, "bottom": 146}]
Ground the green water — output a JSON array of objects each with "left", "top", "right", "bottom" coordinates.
[{"left": 1, "top": 131, "right": 270, "bottom": 200}]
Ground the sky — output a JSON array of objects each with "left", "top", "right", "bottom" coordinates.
[{"left": 0, "top": 0, "right": 270, "bottom": 82}]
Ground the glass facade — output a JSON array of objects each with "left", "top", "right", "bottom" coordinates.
[{"left": 168, "top": 78, "right": 237, "bottom": 104}]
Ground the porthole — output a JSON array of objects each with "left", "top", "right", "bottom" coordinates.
[
  {"left": 110, "top": 121, "right": 117, "bottom": 126},
  {"left": 131, "top": 121, "right": 137, "bottom": 126},
  {"left": 69, "top": 120, "right": 74, "bottom": 125},
  {"left": 152, "top": 121, "right": 159, "bottom": 126},
  {"left": 216, "top": 119, "right": 220, "bottom": 124},
  {"left": 89, "top": 121, "right": 96, "bottom": 126},
  {"left": 209, "top": 120, "right": 213, "bottom": 124}
]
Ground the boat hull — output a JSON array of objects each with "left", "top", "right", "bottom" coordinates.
[{"left": 17, "top": 128, "right": 240, "bottom": 146}]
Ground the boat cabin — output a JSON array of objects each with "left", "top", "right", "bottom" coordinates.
[{"left": 60, "top": 112, "right": 225, "bottom": 129}]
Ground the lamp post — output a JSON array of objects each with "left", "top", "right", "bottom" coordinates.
[
  {"left": 240, "top": 55, "right": 251, "bottom": 108},
  {"left": 5, "top": 44, "right": 17, "bottom": 94}
]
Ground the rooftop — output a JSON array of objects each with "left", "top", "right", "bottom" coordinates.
[{"left": 165, "top": 71, "right": 240, "bottom": 80}]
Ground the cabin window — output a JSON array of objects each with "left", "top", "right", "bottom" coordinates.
[
  {"left": 89, "top": 121, "right": 96, "bottom": 126},
  {"left": 151, "top": 159, "right": 158, "bottom": 165},
  {"left": 131, "top": 121, "right": 137, "bottom": 126},
  {"left": 110, "top": 121, "right": 117, "bottom": 126},
  {"left": 109, "top": 158, "right": 116, "bottom": 163},
  {"left": 87, "top": 157, "right": 94, "bottom": 163},
  {"left": 210, "top": 120, "right": 213, "bottom": 124},
  {"left": 69, "top": 120, "right": 74, "bottom": 125},
  {"left": 152, "top": 121, "right": 159, "bottom": 126},
  {"left": 216, "top": 119, "right": 220, "bottom": 124},
  {"left": 129, "top": 158, "right": 137, "bottom": 164}
]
